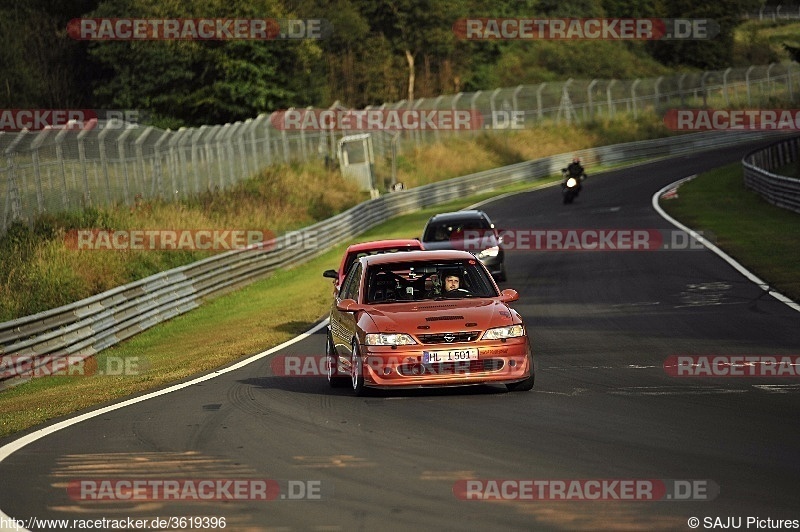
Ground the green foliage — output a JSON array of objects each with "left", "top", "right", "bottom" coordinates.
[
  {"left": 86, "top": 0, "right": 324, "bottom": 127},
  {"left": 646, "top": 0, "right": 764, "bottom": 69},
  {"left": 0, "top": 0, "right": 98, "bottom": 108}
]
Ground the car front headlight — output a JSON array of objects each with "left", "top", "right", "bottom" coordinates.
[
  {"left": 482, "top": 324, "right": 525, "bottom": 340},
  {"left": 365, "top": 333, "right": 418, "bottom": 346},
  {"left": 477, "top": 245, "right": 500, "bottom": 259}
]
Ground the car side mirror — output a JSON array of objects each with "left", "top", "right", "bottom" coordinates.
[
  {"left": 499, "top": 288, "right": 519, "bottom": 303},
  {"left": 323, "top": 269, "right": 338, "bottom": 279},
  {"left": 336, "top": 298, "right": 363, "bottom": 312}
]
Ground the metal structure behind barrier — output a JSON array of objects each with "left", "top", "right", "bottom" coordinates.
[{"left": 338, "top": 134, "right": 376, "bottom": 193}]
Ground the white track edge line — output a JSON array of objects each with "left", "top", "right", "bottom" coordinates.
[
  {"left": 0, "top": 320, "right": 328, "bottom": 530},
  {"left": 652, "top": 177, "right": 800, "bottom": 314}
]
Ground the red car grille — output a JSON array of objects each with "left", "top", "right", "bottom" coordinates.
[
  {"left": 416, "top": 331, "right": 481, "bottom": 344},
  {"left": 397, "top": 359, "right": 505, "bottom": 376}
]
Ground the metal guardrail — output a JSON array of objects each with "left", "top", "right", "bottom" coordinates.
[
  {"left": 742, "top": 136, "right": 800, "bottom": 213},
  {"left": 0, "top": 129, "right": 787, "bottom": 384}
]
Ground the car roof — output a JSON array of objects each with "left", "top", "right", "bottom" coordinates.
[
  {"left": 345, "top": 239, "right": 423, "bottom": 253},
  {"left": 426, "top": 210, "right": 487, "bottom": 222},
  {"left": 361, "top": 249, "right": 476, "bottom": 266}
]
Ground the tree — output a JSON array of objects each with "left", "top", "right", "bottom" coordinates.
[
  {"left": 646, "top": 0, "right": 763, "bottom": 69},
  {"left": 0, "top": 0, "right": 99, "bottom": 108},
  {"left": 86, "top": 0, "right": 325, "bottom": 127}
]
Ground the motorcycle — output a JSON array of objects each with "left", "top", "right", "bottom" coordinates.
[{"left": 561, "top": 168, "right": 585, "bottom": 204}]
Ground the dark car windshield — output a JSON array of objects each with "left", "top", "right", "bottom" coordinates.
[
  {"left": 422, "top": 217, "right": 492, "bottom": 243},
  {"left": 365, "top": 259, "right": 498, "bottom": 303}
]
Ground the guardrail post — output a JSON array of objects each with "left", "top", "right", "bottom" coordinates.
[
  {"left": 766, "top": 62, "right": 776, "bottom": 102},
  {"left": 470, "top": 91, "right": 481, "bottom": 136},
  {"left": 536, "top": 83, "right": 546, "bottom": 121},
  {"left": 512, "top": 85, "right": 523, "bottom": 115},
  {"left": 250, "top": 113, "right": 268, "bottom": 172},
  {"left": 433, "top": 96, "right": 444, "bottom": 143},
  {"left": 606, "top": 80, "right": 617, "bottom": 118},
  {"left": 190, "top": 126, "right": 205, "bottom": 195},
  {"left": 722, "top": 68, "right": 732, "bottom": 106},
  {"left": 631, "top": 79, "right": 641, "bottom": 119},
  {"left": 30, "top": 129, "right": 51, "bottom": 214},
  {"left": 412, "top": 98, "right": 425, "bottom": 148},
  {"left": 678, "top": 73, "right": 687, "bottom": 106},
  {"left": 489, "top": 88, "right": 502, "bottom": 129},
  {"left": 300, "top": 107, "right": 311, "bottom": 161},
  {"left": 76, "top": 126, "right": 94, "bottom": 206},
  {"left": 168, "top": 127, "right": 187, "bottom": 199},
  {"left": 3, "top": 131, "right": 27, "bottom": 225},
  {"left": 654, "top": 76, "right": 664, "bottom": 110},
  {"left": 153, "top": 129, "right": 172, "bottom": 200},
  {"left": 54, "top": 127, "right": 71, "bottom": 209},
  {"left": 450, "top": 94, "right": 462, "bottom": 139},
  {"left": 97, "top": 121, "right": 117, "bottom": 205},
  {"left": 745, "top": 66, "right": 755, "bottom": 106},
  {"left": 587, "top": 79, "right": 598, "bottom": 120},
  {"left": 261, "top": 114, "right": 273, "bottom": 167},
  {"left": 134, "top": 126, "right": 154, "bottom": 200},
  {"left": 281, "top": 112, "right": 291, "bottom": 163},
  {"left": 116, "top": 123, "right": 133, "bottom": 205},
  {"left": 224, "top": 122, "right": 240, "bottom": 186}
]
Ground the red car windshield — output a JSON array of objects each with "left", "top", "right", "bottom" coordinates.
[{"left": 365, "top": 259, "right": 497, "bottom": 303}]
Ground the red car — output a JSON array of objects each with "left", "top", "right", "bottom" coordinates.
[
  {"left": 325, "top": 250, "right": 533, "bottom": 394},
  {"left": 323, "top": 238, "right": 424, "bottom": 293}
]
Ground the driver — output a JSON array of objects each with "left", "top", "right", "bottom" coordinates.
[{"left": 443, "top": 274, "right": 461, "bottom": 293}]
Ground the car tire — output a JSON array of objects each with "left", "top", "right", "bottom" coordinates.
[
  {"left": 351, "top": 341, "right": 366, "bottom": 396},
  {"left": 506, "top": 351, "right": 534, "bottom": 392},
  {"left": 326, "top": 331, "right": 348, "bottom": 388}
]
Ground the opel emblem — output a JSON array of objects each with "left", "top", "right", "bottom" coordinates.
[{"left": 444, "top": 333, "right": 456, "bottom": 343}]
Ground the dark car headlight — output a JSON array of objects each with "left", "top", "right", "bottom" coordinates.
[{"left": 476, "top": 245, "right": 500, "bottom": 260}]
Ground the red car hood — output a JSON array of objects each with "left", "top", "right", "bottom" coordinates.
[{"left": 361, "top": 298, "right": 520, "bottom": 334}]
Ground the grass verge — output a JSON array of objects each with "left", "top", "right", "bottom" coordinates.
[{"left": 662, "top": 162, "right": 800, "bottom": 301}]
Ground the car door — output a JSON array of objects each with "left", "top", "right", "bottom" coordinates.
[{"left": 331, "top": 261, "right": 362, "bottom": 359}]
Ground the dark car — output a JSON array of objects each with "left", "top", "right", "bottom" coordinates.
[{"left": 421, "top": 210, "right": 506, "bottom": 281}]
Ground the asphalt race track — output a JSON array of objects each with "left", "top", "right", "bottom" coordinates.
[{"left": 1, "top": 139, "right": 799, "bottom": 531}]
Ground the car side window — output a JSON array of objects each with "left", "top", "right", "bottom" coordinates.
[{"left": 341, "top": 263, "right": 362, "bottom": 301}]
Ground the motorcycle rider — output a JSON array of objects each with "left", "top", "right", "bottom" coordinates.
[
  {"left": 562, "top": 156, "right": 587, "bottom": 191},
  {"left": 564, "top": 156, "right": 586, "bottom": 180}
]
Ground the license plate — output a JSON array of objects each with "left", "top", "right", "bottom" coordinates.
[{"left": 422, "top": 348, "right": 478, "bottom": 363}]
